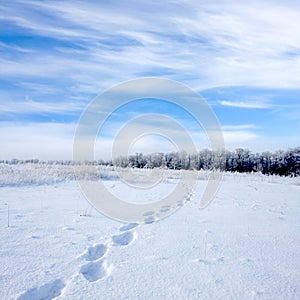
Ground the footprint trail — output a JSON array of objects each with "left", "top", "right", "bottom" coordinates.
[{"left": 18, "top": 214, "right": 143, "bottom": 297}]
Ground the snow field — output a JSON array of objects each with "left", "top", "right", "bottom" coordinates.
[{"left": 0, "top": 172, "right": 299, "bottom": 299}]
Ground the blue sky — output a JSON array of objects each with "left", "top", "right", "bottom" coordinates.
[{"left": 0, "top": 0, "right": 300, "bottom": 160}]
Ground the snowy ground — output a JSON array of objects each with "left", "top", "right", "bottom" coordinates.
[{"left": 0, "top": 171, "right": 299, "bottom": 300}]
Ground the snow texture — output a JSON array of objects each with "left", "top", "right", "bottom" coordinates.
[{"left": 1, "top": 171, "right": 299, "bottom": 299}]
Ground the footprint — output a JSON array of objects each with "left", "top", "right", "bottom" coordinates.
[
  {"left": 143, "top": 211, "right": 155, "bottom": 217},
  {"left": 87, "top": 236, "right": 94, "bottom": 241},
  {"left": 80, "top": 260, "right": 111, "bottom": 282},
  {"left": 85, "top": 244, "right": 108, "bottom": 261},
  {"left": 217, "top": 256, "right": 225, "bottom": 263},
  {"left": 17, "top": 279, "right": 65, "bottom": 300},
  {"left": 144, "top": 215, "right": 155, "bottom": 224},
  {"left": 207, "top": 243, "right": 219, "bottom": 252},
  {"left": 251, "top": 290, "right": 264, "bottom": 297},
  {"left": 31, "top": 235, "right": 41, "bottom": 239},
  {"left": 193, "top": 258, "right": 211, "bottom": 265},
  {"left": 215, "top": 278, "right": 224, "bottom": 285},
  {"left": 160, "top": 205, "right": 170, "bottom": 213},
  {"left": 64, "top": 227, "right": 75, "bottom": 231},
  {"left": 120, "top": 223, "right": 138, "bottom": 231},
  {"left": 239, "top": 258, "right": 253, "bottom": 265},
  {"left": 112, "top": 231, "right": 137, "bottom": 246},
  {"left": 161, "top": 205, "right": 170, "bottom": 209}
]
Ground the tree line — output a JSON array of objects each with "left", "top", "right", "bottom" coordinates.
[
  {"left": 1, "top": 147, "right": 299, "bottom": 176},
  {"left": 113, "top": 147, "right": 300, "bottom": 176}
]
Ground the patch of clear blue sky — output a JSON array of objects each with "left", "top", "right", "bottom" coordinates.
[
  {"left": 202, "top": 87, "right": 300, "bottom": 138},
  {"left": 97, "top": 98, "right": 204, "bottom": 139}
]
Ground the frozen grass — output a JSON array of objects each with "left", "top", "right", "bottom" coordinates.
[
  {"left": 0, "top": 163, "right": 298, "bottom": 187},
  {"left": 0, "top": 164, "right": 118, "bottom": 186}
]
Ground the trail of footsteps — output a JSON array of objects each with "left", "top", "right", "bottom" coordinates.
[
  {"left": 141, "top": 189, "right": 195, "bottom": 224},
  {"left": 16, "top": 224, "right": 139, "bottom": 298},
  {"left": 178, "top": 189, "right": 195, "bottom": 207},
  {"left": 17, "top": 189, "right": 195, "bottom": 297},
  {"left": 79, "top": 243, "right": 110, "bottom": 282},
  {"left": 88, "top": 189, "right": 192, "bottom": 283},
  {"left": 80, "top": 223, "right": 139, "bottom": 282},
  {"left": 16, "top": 243, "right": 109, "bottom": 299}
]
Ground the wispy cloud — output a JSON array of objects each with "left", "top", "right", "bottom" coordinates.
[
  {"left": 219, "top": 100, "right": 271, "bottom": 109},
  {"left": 0, "top": 99, "right": 85, "bottom": 115},
  {"left": 1, "top": 0, "right": 300, "bottom": 90},
  {"left": 222, "top": 124, "right": 258, "bottom": 130}
]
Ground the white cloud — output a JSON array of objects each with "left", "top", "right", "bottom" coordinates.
[
  {"left": 222, "top": 124, "right": 258, "bottom": 130},
  {"left": 0, "top": 99, "right": 85, "bottom": 114},
  {"left": 219, "top": 100, "right": 271, "bottom": 109},
  {"left": 223, "top": 130, "right": 259, "bottom": 144},
  {"left": 1, "top": 0, "right": 300, "bottom": 90},
  {"left": 0, "top": 122, "right": 76, "bottom": 160}
]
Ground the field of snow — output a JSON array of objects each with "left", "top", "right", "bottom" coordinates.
[{"left": 0, "top": 169, "right": 299, "bottom": 300}]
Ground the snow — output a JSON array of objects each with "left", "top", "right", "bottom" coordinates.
[{"left": 0, "top": 171, "right": 299, "bottom": 299}]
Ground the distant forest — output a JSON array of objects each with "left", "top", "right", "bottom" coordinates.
[
  {"left": 2, "top": 147, "right": 300, "bottom": 177},
  {"left": 113, "top": 147, "right": 300, "bottom": 177}
]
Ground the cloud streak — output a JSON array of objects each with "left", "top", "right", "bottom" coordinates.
[
  {"left": 219, "top": 100, "right": 271, "bottom": 109},
  {"left": 1, "top": 0, "right": 300, "bottom": 90}
]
